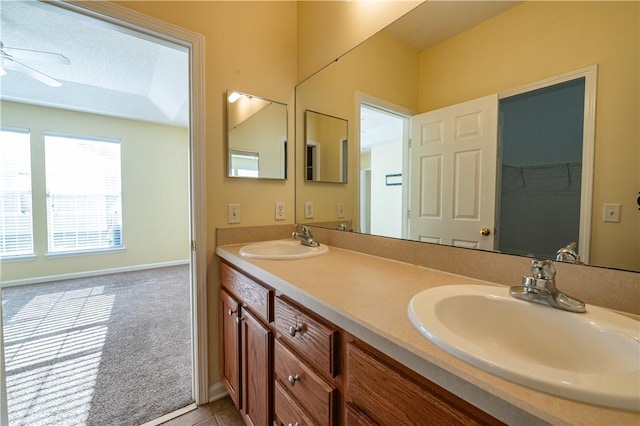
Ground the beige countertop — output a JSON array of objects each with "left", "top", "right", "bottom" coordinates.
[{"left": 216, "top": 242, "right": 640, "bottom": 426}]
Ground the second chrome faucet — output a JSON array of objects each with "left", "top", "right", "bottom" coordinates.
[
  {"left": 292, "top": 225, "right": 320, "bottom": 247},
  {"left": 509, "top": 259, "right": 586, "bottom": 313}
]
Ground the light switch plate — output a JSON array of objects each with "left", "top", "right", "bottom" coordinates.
[
  {"left": 228, "top": 203, "right": 240, "bottom": 224},
  {"left": 603, "top": 203, "right": 621, "bottom": 223},
  {"left": 337, "top": 203, "right": 345, "bottom": 218}
]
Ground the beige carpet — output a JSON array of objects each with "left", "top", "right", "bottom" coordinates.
[{"left": 2, "top": 265, "right": 194, "bottom": 425}]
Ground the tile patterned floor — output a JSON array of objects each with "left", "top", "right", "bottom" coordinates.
[{"left": 162, "top": 396, "right": 244, "bottom": 426}]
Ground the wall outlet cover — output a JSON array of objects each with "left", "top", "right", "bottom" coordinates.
[
  {"left": 304, "top": 201, "right": 314, "bottom": 219},
  {"left": 275, "top": 202, "right": 286, "bottom": 220}
]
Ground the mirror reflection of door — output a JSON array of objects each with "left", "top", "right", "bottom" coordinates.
[
  {"left": 359, "top": 103, "right": 409, "bottom": 238},
  {"left": 407, "top": 77, "right": 589, "bottom": 258},
  {"left": 409, "top": 94, "right": 499, "bottom": 250}
]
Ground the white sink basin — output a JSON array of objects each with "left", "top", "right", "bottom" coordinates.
[
  {"left": 239, "top": 239, "right": 328, "bottom": 260},
  {"left": 408, "top": 284, "right": 640, "bottom": 411}
]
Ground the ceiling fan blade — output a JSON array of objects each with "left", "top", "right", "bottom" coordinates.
[
  {"left": 2, "top": 59, "right": 63, "bottom": 87},
  {"left": 3, "top": 46, "right": 70, "bottom": 65}
]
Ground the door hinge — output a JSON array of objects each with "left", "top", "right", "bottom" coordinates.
[
  {"left": 191, "top": 240, "right": 196, "bottom": 251},
  {"left": 408, "top": 138, "right": 412, "bottom": 148},
  {"left": 407, "top": 209, "right": 411, "bottom": 219}
]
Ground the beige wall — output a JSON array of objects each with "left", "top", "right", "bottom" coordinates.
[
  {"left": 0, "top": 101, "right": 190, "bottom": 282},
  {"left": 297, "top": 1, "right": 421, "bottom": 81},
  {"left": 117, "top": 0, "right": 298, "bottom": 388},
  {"left": 418, "top": 1, "right": 639, "bottom": 271}
]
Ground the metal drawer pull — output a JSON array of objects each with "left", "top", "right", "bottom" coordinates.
[
  {"left": 288, "top": 324, "right": 302, "bottom": 337},
  {"left": 235, "top": 316, "right": 243, "bottom": 324},
  {"left": 288, "top": 423, "right": 299, "bottom": 426},
  {"left": 288, "top": 374, "right": 301, "bottom": 386},
  {"left": 228, "top": 308, "right": 236, "bottom": 316}
]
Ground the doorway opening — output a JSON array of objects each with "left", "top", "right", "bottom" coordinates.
[
  {"left": 497, "top": 78, "right": 586, "bottom": 259},
  {"left": 0, "top": 1, "right": 206, "bottom": 424},
  {"left": 359, "top": 102, "right": 410, "bottom": 238}
]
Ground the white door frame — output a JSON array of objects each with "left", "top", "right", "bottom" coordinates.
[
  {"left": 355, "top": 92, "right": 414, "bottom": 237},
  {"left": 0, "top": 1, "right": 209, "bottom": 419},
  {"left": 498, "top": 65, "right": 597, "bottom": 264}
]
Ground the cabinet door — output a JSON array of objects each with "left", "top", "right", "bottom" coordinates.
[
  {"left": 220, "top": 289, "right": 241, "bottom": 408},
  {"left": 242, "top": 308, "right": 273, "bottom": 426}
]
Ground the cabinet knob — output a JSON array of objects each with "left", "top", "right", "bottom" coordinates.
[
  {"left": 288, "top": 423, "right": 299, "bottom": 426},
  {"left": 227, "top": 308, "right": 236, "bottom": 316},
  {"left": 288, "top": 324, "right": 302, "bottom": 337},
  {"left": 288, "top": 374, "right": 301, "bottom": 386},
  {"left": 235, "top": 316, "right": 243, "bottom": 324}
]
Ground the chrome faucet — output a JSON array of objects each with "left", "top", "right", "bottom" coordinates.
[
  {"left": 292, "top": 225, "right": 320, "bottom": 247},
  {"left": 509, "top": 259, "right": 586, "bottom": 313},
  {"left": 556, "top": 242, "right": 581, "bottom": 264}
]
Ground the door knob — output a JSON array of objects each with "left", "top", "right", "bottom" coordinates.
[{"left": 480, "top": 227, "right": 491, "bottom": 236}]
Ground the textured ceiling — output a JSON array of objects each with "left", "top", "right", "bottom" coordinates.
[{"left": 0, "top": 1, "right": 189, "bottom": 127}]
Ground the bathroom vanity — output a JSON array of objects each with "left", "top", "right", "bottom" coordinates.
[{"left": 216, "top": 242, "right": 639, "bottom": 425}]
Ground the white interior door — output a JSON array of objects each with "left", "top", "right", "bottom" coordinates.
[{"left": 409, "top": 94, "right": 498, "bottom": 249}]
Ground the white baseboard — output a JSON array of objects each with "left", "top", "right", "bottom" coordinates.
[
  {"left": 208, "top": 381, "right": 229, "bottom": 403},
  {"left": 0, "top": 260, "right": 190, "bottom": 288}
]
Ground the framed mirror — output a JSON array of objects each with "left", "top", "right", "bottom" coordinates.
[
  {"left": 295, "top": 1, "right": 639, "bottom": 272},
  {"left": 227, "top": 89, "right": 287, "bottom": 179},
  {"left": 304, "top": 110, "right": 348, "bottom": 183}
]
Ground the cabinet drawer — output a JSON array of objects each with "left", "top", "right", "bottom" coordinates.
[
  {"left": 221, "top": 262, "right": 273, "bottom": 322},
  {"left": 275, "top": 296, "right": 338, "bottom": 377},
  {"left": 275, "top": 380, "right": 317, "bottom": 426},
  {"left": 347, "top": 342, "right": 502, "bottom": 426},
  {"left": 274, "top": 339, "right": 335, "bottom": 425}
]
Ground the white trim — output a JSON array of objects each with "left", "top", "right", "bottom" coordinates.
[
  {"left": 44, "top": 247, "right": 127, "bottom": 258},
  {"left": 208, "top": 381, "right": 230, "bottom": 403},
  {"left": 0, "top": 254, "right": 37, "bottom": 263},
  {"left": 498, "top": 65, "right": 597, "bottom": 264},
  {"left": 16, "top": 0, "right": 209, "bottom": 405},
  {"left": 140, "top": 403, "right": 198, "bottom": 426},
  {"left": 0, "top": 259, "right": 190, "bottom": 288}
]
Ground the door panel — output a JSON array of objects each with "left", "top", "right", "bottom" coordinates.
[{"left": 410, "top": 94, "right": 498, "bottom": 250}]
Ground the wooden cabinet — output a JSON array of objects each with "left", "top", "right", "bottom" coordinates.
[
  {"left": 345, "top": 339, "right": 503, "bottom": 426},
  {"left": 220, "top": 262, "right": 274, "bottom": 426},
  {"left": 220, "top": 261, "right": 502, "bottom": 426},
  {"left": 220, "top": 289, "right": 241, "bottom": 408},
  {"left": 241, "top": 309, "right": 272, "bottom": 426}
]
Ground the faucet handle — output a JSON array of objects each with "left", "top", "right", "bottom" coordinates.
[{"left": 530, "top": 259, "right": 556, "bottom": 280}]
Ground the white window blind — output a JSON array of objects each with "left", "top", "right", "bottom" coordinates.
[
  {"left": 0, "top": 128, "right": 34, "bottom": 257},
  {"left": 44, "top": 132, "right": 122, "bottom": 253}
]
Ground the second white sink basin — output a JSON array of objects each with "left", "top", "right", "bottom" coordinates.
[
  {"left": 239, "top": 239, "right": 328, "bottom": 260},
  {"left": 408, "top": 284, "right": 640, "bottom": 411}
]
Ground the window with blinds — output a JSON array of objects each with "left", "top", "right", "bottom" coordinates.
[
  {"left": 44, "top": 132, "right": 122, "bottom": 253},
  {"left": 0, "top": 128, "right": 34, "bottom": 257}
]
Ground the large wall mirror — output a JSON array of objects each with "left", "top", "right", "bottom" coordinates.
[
  {"left": 295, "top": 1, "right": 639, "bottom": 272},
  {"left": 227, "top": 89, "right": 287, "bottom": 179}
]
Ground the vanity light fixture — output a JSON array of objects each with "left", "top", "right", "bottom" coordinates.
[{"left": 228, "top": 91, "right": 242, "bottom": 103}]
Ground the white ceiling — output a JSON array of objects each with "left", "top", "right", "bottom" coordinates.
[{"left": 0, "top": 1, "right": 189, "bottom": 127}]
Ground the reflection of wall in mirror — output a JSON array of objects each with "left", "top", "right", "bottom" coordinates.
[
  {"left": 297, "top": 1, "right": 638, "bottom": 271},
  {"left": 296, "top": 31, "right": 418, "bottom": 224},
  {"left": 229, "top": 103, "right": 285, "bottom": 178},
  {"left": 417, "top": 1, "right": 638, "bottom": 271},
  {"left": 306, "top": 111, "right": 347, "bottom": 182}
]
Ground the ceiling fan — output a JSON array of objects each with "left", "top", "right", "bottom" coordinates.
[{"left": 0, "top": 41, "right": 70, "bottom": 87}]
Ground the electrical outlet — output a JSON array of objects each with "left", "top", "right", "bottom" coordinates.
[
  {"left": 228, "top": 203, "right": 240, "bottom": 224},
  {"left": 275, "top": 202, "right": 286, "bottom": 220},
  {"left": 304, "top": 201, "right": 314, "bottom": 219},
  {"left": 337, "top": 203, "right": 345, "bottom": 218},
  {"left": 603, "top": 203, "right": 621, "bottom": 223}
]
